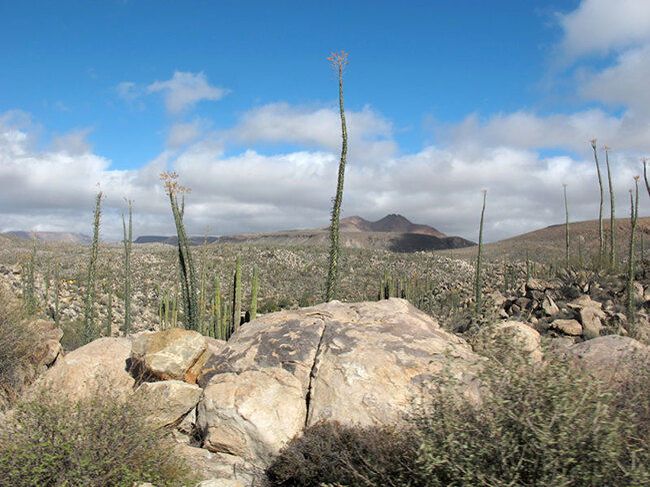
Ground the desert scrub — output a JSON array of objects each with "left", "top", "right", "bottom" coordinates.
[
  {"left": 0, "top": 389, "right": 194, "bottom": 486},
  {"left": 267, "top": 353, "right": 650, "bottom": 487},
  {"left": 0, "top": 290, "right": 34, "bottom": 407}
]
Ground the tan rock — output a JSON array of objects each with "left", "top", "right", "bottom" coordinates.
[
  {"left": 197, "top": 298, "right": 481, "bottom": 465},
  {"left": 131, "top": 328, "right": 207, "bottom": 382},
  {"left": 541, "top": 296, "right": 559, "bottom": 316},
  {"left": 134, "top": 380, "right": 202, "bottom": 428},
  {"left": 175, "top": 443, "right": 256, "bottom": 485},
  {"left": 474, "top": 321, "right": 543, "bottom": 362},
  {"left": 34, "top": 337, "right": 134, "bottom": 401},
  {"left": 550, "top": 319, "right": 583, "bottom": 336}
]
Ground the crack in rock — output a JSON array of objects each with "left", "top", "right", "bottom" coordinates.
[{"left": 304, "top": 322, "right": 329, "bottom": 428}]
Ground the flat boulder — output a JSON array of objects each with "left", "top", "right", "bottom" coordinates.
[
  {"left": 197, "top": 298, "right": 481, "bottom": 466},
  {"left": 550, "top": 318, "right": 583, "bottom": 336},
  {"left": 134, "top": 380, "right": 202, "bottom": 428},
  {"left": 131, "top": 328, "right": 207, "bottom": 383},
  {"left": 34, "top": 337, "right": 134, "bottom": 401}
]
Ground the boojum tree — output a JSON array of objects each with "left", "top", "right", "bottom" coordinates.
[
  {"left": 591, "top": 139, "right": 605, "bottom": 262},
  {"left": 325, "top": 50, "right": 349, "bottom": 302},
  {"left": 161, "top": 172, "right": 200, "bottom": 331}
]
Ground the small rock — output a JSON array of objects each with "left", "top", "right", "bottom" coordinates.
[
  {"left": 550, "top": 319, "right": 583, "bottom": 336},
  {"left": 541, "top": 296, "right": 560, "bottom": 316},
  {"left": 134, "top": 380, "right": 202, "bottom": 428},
  {"left": 474, "top": 321, "right": 542, "bottom": 362}
]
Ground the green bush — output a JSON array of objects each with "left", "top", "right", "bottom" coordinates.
[
  {"left": 267, "top": 354, "right": 650, "bottom": 487},
  {"left": 0, "top": 390, "right": 194, "bottom": 486}
]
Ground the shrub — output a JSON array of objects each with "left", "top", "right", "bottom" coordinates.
[
  {"left": 266, "top": 421, "right": 416, "bottom": 487},
  {"left": 267, "top": 354, "right": 650, "bottom": 487},
  {"left": 0, "top": 290, "right": 34, "bottom": 405},
  {"left": 0, "top": 390, "right": 194, "bottom": 486}
]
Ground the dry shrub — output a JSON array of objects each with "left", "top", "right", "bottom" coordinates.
[
  {"left": 267, "top": 354, "right": 650, "bottom": 487},
  {"left": 0, "top": 388, "right": 194, "bottom": 486},
  {"left": 0, "top": 289, "right": 35, "bottom": 404}
]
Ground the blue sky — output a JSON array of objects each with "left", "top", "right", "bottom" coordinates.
[{"left": 1, "top": 0, "right": 649, "bottom": 240}]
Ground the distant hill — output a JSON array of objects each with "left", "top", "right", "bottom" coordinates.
[
  {"left": 216, "top": 214, "right": 475, "bottom": 253},
  {"left": 441, "top": 216, "right": 650, "bottom": 261},
  {"left": 1, "top": 231, "right": 92, "bottom": 244},
  {"left": 134, "top": 236, "right": 219, "bottom": 245}
]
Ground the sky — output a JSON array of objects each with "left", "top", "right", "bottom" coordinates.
[{"left": 1, "top": 0, "right": 650, "bottom": 242}]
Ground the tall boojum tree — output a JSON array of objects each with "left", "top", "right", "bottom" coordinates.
[{"left": 325, "top": 50, "right": 349, "bottom": 302}]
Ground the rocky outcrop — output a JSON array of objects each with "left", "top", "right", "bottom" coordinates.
[
  {"left": 197, "top": 298, "right": 481, "bottom": 466},
  {"left": 134, "top": 380, "right": 202, "bottom": 428}
]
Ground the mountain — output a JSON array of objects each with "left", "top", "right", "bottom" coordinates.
[
  {"left": 216, "top": 214, "right": 474, "bottom": 252},
  {"left": 339, "top": 214, "right": 446, "bottom": 237},
  {"left": 1, "top": 231, "right": 92, "bottom": 244}
]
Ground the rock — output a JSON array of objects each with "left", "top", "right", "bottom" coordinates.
[
  {"left": 567, "top": 295, "right": 603, "bottom": 310},
  {"left": 488, "top": 290, "right": 506, "bottom": 308},
  {"left": 197, "top": 299, "right": 480, "bottom": 466},
  {"left": 564, "top": 335, "right": 650, "bottom": 381},
  {"left": 474, "top": 321, "right": 543, "bottom": 362},
  {"left": 526, "top": 278, "right": 552, "bottom": 292},
  {"left": 34, "top": 337, "right": 134, "bottom": 401},
  {"left": 134, "top": 380, "right": 202, "bottom": 428},
  {"left": 175, "top": 443, "right": 256, "bottom": 485},
  {"left": 196, "top": 479, "right": 245, "bottom": 487},
  {"left": 130, "top": 328, "right": 207, "bottom": 383},
  {"left": 578, "top": 307, "right": 604, "bottom": 339},
  {"left": 550, "top": 319, "right": 583, "bottom": 336},
  {"left": 541, "top": 296, "right": 559, "bottom": 316}
]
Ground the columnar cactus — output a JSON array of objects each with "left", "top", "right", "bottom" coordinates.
[
  {"left": 591, "top": 139, "right": 605, "bottom": 263},
  {"left": 83, "top": 191, "right": 103, "bottom": 344},
  {"left": 563, "top": 184, "right": 570, "bottom": 268},
  {"left": 122, "top": 199, "right": 133, "bottom": 336},
  {"left": 232, "top": 256, "right": 242, "bottom": 334},
  {"left": 475, "top": 190, "right": 487, "bottom": 316},
  {"left": 325, "top": 50, "right": 349, "bottom": 302},
  {"left": 604, "top": 146, "right": 616, "bottom": 269},
  {"left": 626, "top": 177, "right": 640, "bottom": 328},
  {"left": 250, "top": 265, "right": 259, "bottom": 321}
]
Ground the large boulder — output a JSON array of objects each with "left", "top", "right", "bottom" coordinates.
[
  {"left": 130, "top": 328, "right": 208, "bottom": 383},
  {"left": 564, "top": 335, "right": 650, "bottom": 381},
  {"left": 196, "top": 298, "right": 481, "bottom": 466},
  {"left": 34, "top": 337, "right": 134, "bottom": 400}
]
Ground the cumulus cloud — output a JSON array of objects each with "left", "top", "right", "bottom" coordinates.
[
  {"left": 230, "top": 102, "right": 397, "bottom": 164},
  {"left": 1, "top": 112, "right": 646, "bottom": 243},
  {"left": 558, "top": 0, "right": 650, "bottom": 58},
  {"left": 167, "top": 120, "right": 205, "bottom": 148},
  {"left": 51, "top": 128, "right": 93, "bottom": 155},
  {"left": 147, "top": 71, "right": 227, "bottom": 114}
]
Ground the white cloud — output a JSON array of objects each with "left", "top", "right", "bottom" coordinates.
[
  {"left": 147, "top": 71, "right": 227, "bottom": 115},
  {"left": 581, "top": 43, "right": 650, "bottom": 114},
  {"left": 51, "top": 128, "right": 93, "bottom": 155},
  {"left": 1, "top": 112, "right": 646, "bottom": 243},
  {"left": 231, "top": 102, "right": 397, "bottom": 164},
  {"left": 167, "top": 120, "right": 205, "bottom": 148},
  {"left": 559, "top": 0, "right": 650, "bottom": 58}
]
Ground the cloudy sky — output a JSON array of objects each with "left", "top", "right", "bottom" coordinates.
[{"left": 1, "top": 0, "right": 649, "bottom": 242}]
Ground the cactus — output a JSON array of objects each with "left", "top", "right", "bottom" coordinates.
[
  {"left": 325, "top": 50, "right": 349, "bottom": 302},
  {"left": 121, "top": 199, "right": 133, "bottom": 336},
  {"left": 250, "top": 265, "right": 259, "bottom": 321},
  {"left": 53, "top": 261, "right": 60, "bottom": 326},
  {"left": 232, "top": 256, "right": 242, "bottom": 334},
  {"left": 590, "top": 139, "right": 605, "bottom": 263},
  {"left": 22, "top": 238, "right": 37, "bottom": 314},
  {"left": 563, "top": 184, "right": 570, "bottom": 268},
  {"left": 211, "top": 276, "right": 222, "bottom": 338},
  {"left": 83, "top": 191, "right": 103, "bottom": 344},
  {"left": 604, "top": 146, "right": 616, "bottom": 269},
  {"left": 626, "top": 177, "right": 640, "bottom": 328},
  {"left": 474, "top": 190, "right": 487, "bottom": 316},
  {"left": 105, "top": 282, "right": 113, "bottom": 337},
  {"left": 161, "top": 172, "right": 199, "bottom": 331}
]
